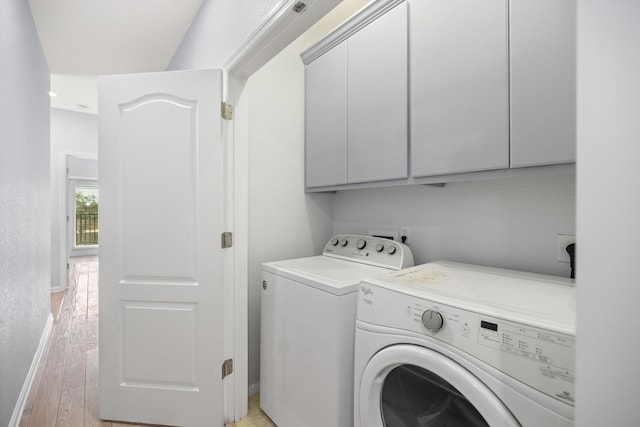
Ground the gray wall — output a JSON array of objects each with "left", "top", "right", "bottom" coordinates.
[
  {"left": 333, "top": 174, "right": 576, "bottom": 277},
  {"left": 168, "top": 0, "right": 281, "bottom": 70},
  {"left": 0, "top": 1, "right": 51, "bottom": 425},
  {"left": 50, "top": 109, "right": 98, "bottom": 288},
  {"left": 575, "top": 1, "right": 640, "bottom": 424},
  {"left": 246, "top": 34, "right": 334, "bottom": 393}
]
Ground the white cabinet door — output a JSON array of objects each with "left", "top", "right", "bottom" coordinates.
[
  {"left": 98, "top": 69, "right": 225, "bottom": 427},
  {"left": 510, "top": 0, "right": 576, "bottom": 167},
  {"left": 347, "top": 2, "right": 408, "bottom": 184},
  {"left": 305, "top": 42, "right": 348, "bottom": 188},
  {"left": 410, "top": 0, "right": 509, "bottom": 177}
]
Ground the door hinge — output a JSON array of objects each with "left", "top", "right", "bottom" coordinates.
[
  {"left": 221, "top": 231, "right": 233, "bottom": 249},
  {"left": 222, "top": 358, "right": 233, "bottom": 379},
  {"left": 66, "top": 263, "right": 69, "bottom": 270},
  {"left": 66, "top": 215, "right": 69, "bottom": 222},
  {"left": 221, "top": 102, "right": 233, "bottom": 120}
]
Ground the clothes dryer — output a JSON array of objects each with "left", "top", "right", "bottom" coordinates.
[
  {"left": 261, "top": 235, "right": 413, "bottom": 427},
  {"left": 354, "top": 261, "right": 576, "bottom": 427}
]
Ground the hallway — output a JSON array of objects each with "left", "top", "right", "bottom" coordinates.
[{"left": 19, "top": 257, "right": 151, "bottom": 427}]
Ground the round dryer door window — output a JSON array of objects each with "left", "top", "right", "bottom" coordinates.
[{"left": 359, "top": 345, "right": 519, "bottom": 427}]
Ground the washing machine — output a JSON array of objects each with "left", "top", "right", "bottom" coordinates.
[
  {"left": 354, "top": 261, "right": 576, "bottom": 427},
  {"left": 260, "top": 234, "right": 414, "bottom": 427}
]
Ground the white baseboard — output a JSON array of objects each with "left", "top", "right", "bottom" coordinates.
[
  {"left": 8, "top": 313, "right": 54, "bottom": 427},
  {"left": 248, "top": 381, "right": 260, "bottom": 397},
  {"left": 50, "top": 285, "right": 65, "bottom": 293}
]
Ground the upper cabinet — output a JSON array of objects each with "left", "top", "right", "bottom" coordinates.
[
  {"left": 303, "top": 0, "right": 408, "bottom": 189},
  {"left": 347, "top": 2, "right": 408, "bottom": 184},
  {"left": 302, "top": 0, "right": 576, "bottom": 191},
  {"left": 305, "top": 42, "right": 348, "bottom": 188},
  {"left": 510, "top": 0, "right": 576, "bottom": 167},
  {"left": 410, "top": 0, "right": 509, "bottom": 177}
]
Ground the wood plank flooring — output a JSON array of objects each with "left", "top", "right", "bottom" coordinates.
[
  {"left": 19, "top": 257, "right": 150, "bottom": 427},
  {"left": 19, "top": 256, "right": 274, "bottom": 427}
]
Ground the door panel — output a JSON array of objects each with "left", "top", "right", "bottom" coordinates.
[
  {"left": 98, "top": 69, "right": 224, "bottom": 427},
  {"left": 119, "top": 95, "right": 197, "bottom": 280}
]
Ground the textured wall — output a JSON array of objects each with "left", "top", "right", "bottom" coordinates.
[
  {"left": 0, "top": 1, "right": 51, "bottom": 425},
  {"left": 50, "top": 109, "right": 98, "bottom": 289},
  {"left": 168, "top": 0, "right": 282, "bottom": 70}
]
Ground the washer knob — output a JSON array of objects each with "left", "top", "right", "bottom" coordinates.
[
  {"left": 331, "top": 238, "right": 339, "bottom": 246},
  {"left": 340, "top": 238, "right": 348, "bottom": 247},
  {"left": 356, "top": 239, "right": 367, "bottom": 250},
  {"left": 422, "top": 310, "right": 444, "bottom": 332},
  {"left": 375, "top": 243, "right": 385, "bottom": 252},
  {"left": 386, "top": 245, "right": 397, "bottom": 255}
]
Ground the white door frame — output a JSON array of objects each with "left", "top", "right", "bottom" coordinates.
[
  {"left": 223, "top": 72, "right": 249, "bottom": 422},
  {"left": 57, "top": 151, "right": 98, "bottom": 291}
]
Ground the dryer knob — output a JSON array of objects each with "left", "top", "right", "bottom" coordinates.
[
  {"left": 340, "top": 238, "right": 348, "bottom": 247},
  {"left": 331, "top": 238, "right": 339, "bottom": 246},
  {"left": 422, "top": 310, "right": 444, "bottom": 333},
  {"left": 375, "top": 243, "right": 385, "bottom": 252},
  {"left": 356, "top": 239, "right": 367, "bottom": 250}
]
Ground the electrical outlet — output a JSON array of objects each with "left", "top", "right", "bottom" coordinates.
[
  {"left": 399, "top": 226, "right": 410, "bottom": 245},
  {"left": 557, "top": 234, "right": 576, "bottom": 263}
]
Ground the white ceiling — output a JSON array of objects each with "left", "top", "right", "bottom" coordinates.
[
  {"left": 30, "top": 0, "right": 366, "bottom": 116},
  {"left": 28, "top": 0, "right": 204, "bottom": 115},
  {"left": 29, "top": 0, "right": 204, "bottom": 75}
]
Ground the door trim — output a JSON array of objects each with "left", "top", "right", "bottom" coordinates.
[{"left": 56, "top": 151, "right": 98, "bottom": 291}]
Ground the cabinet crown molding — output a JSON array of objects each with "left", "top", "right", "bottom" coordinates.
[{"left": 300, "top": 0, "right": 405, "bottom": 64}]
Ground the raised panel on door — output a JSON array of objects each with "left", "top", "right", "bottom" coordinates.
[
  {"left": 510, "top": 0, "right": 576, "bottom": 167},
  {"left": 410, "top": 0, "right": 509, "bottom": 177},
  {"left": 305, "top": 42, "right": 347, "bottom": 188},
  {"left": 98, "top": 69, "right": 224, "bottom": 427},
  {"left": 347, "top": 2, "right": 408, "bottom": 184}
]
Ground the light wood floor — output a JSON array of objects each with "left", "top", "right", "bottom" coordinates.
[{"left": 20, "top": 256, "right": 274, "bottom": 427}]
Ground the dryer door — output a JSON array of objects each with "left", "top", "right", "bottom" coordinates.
[{"left": 359, "top": 344, "right": 520, "bottom": 427}]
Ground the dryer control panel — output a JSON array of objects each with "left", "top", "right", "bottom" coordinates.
[
  {"left": 323, "top": 234, "right": 414, "bottom": 270},
  {"left": 357, "top": 282, "right": 576, "bottom": 408}
]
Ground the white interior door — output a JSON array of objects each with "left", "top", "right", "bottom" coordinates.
[{"left": 98, "top": 69, "right": 226, "bottom": 426}]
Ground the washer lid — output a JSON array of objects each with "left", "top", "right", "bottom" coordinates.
[
  {"left": 263, "top": 256, "right": 394, "bottom": 296},
  {"left": 365, "top": 261, "right": 576, "bottom": 334}
]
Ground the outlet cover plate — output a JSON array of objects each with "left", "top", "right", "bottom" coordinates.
[{"left": 368, "top": 229, "right": 399, "bottom": 242}]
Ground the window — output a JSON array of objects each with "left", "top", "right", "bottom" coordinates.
[{"left": 75, "top": 185, "right": 99, "bottom": 246}]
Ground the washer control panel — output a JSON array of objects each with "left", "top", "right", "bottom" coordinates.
[
  {"left": 323, "top": 234, "right": 414, "bottom": 270},
  {"left": 357, "top": 283, "right": 576, "bottom": 407}
]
